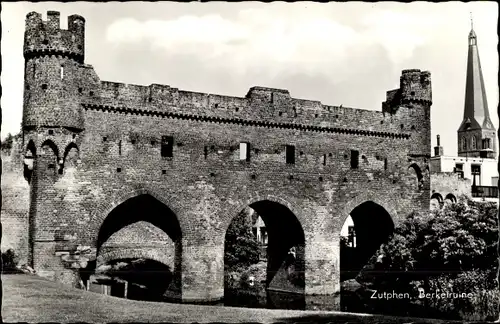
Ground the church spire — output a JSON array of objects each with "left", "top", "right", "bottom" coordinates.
[{"left": 457, "top": 17, "right": 496, "bottom": 158}]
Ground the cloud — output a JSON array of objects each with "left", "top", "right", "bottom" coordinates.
[{"left": 104, "top": 6, "right": 440, "bottom": 78}]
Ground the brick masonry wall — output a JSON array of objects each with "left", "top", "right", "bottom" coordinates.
[
  {"left": 20, "top": 11, "right": 432, "bottom": 304},
  {"left": 1, "top": 138, "right": 30, "bottom": 265},
  {"left": 431, "top": 172, "right": 471, "bottom": 200}
]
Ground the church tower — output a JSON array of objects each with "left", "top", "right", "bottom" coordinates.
[{"left": 457, "top": 17, "right": 496, "bottom": 159}]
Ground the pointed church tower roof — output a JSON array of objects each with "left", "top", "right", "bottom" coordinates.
[{"left": 458, "top": 16, "right": 495, "bottom": 132}]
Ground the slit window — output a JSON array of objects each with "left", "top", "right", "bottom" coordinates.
[
  {"left": 286, "top": 145, "right": 295, "bottom": 164},
  {"left": 240, "top": 142, "right": 250, "bottom": 162},
  {"left": 60, "top": 66, "right": 64, "bottom": 79},
  {"left": 161, "top": 136, "right": 174, "bottom": 158},
  {"left": 323, "top": 154, "right": 327, "bottom": 166},
  {"left": 118, "top": 140, "right": 122, "bottom": 155},
  {"left": 483, "top": 138, "right": 491, "bottom": 149},
  {"left": 350, "top": 150, "right": 359, "bottom": 169}
]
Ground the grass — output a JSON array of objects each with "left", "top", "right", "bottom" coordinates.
[{"left": 1, "top": 274, "right": 459, "bottom": 323}]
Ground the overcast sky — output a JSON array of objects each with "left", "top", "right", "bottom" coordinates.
[{"left": 1, "top": 2, "right": 498, "bottom": 156}]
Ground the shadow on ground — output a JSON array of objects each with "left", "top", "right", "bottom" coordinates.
[{"left": 275, "top": 313, "right": 463, "bottom": 324}]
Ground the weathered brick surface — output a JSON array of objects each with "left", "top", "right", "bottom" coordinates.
[
  {"left": 19, "top": 11, "right": 432, "bottom": 305},
  {"left": 1, "top": 139, "right": 31, "bottom": 265}
]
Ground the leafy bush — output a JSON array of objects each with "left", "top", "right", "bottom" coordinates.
[
  {"left": 1, "top": 249, "right": 22, "bottom": 274},
  {"left": 224, "top": 209, "right": 260, "bottom": 272},
  {"left": 357, "top": 196, "right": 499, "bottom": 320}
]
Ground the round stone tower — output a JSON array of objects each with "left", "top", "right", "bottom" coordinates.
[{"left": 23, "top": 11, "right": 86, "bottom": 131}]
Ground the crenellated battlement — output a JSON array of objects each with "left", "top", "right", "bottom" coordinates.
[{"left": 24, "top": 11, "right": 85, "bottom": 63}]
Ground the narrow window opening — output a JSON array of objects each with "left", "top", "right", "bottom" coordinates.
[
  {"left": 410, "top": 91, "right": 415, "bottom": 96},
  {"left": 204, "top": 146, "right": 208, "bottom": 159},
  {"left": 131, "top": 139, "right": 136, "bottom": 145},
  {"left": 148, "top": 97, "right": 152, "bottom": 103},
  {"left": 384, "top": 158, "right": 388, "bottom": 170},
  {"left": 299, "top": 151, "right": 304, "bottom": 156},
  {"left": 286, "top": 145, "right": 295, "bottom": 164},
  {"left": 214, "top": 103, "right": 219, "bottom": 108},
  {"left": 117, "top": 168, "right": 121, "bottom": 173},
  {"left": 235, "top": 107, "right": 239, "bottom": 112},
  {"left": 279, "top": 112, "right": 283, "bottom": 116},
  {"left": 151, "top": 140, "right": 156, "bottom": 146},
  {"left": 251, "top": 174, "right": 256, "bottom": 180},
  {"left": 72, "top": 134, "right": 76, "bottom": 139},
  {"left": 58, "top": 168, "right": 63, "bottom": 175},
  {"left": 42, "top": 39, "right": 48, "bottom": 45},
  {"left": 328, "top": 153, "right": 332, "bottom": 157},
  {"left": 289, "top": 175, "right": 294, "bottom": 180},
  {"left": 48, "top": 130, "right": 54, "bottom": 135},
  {"left": 78, "top": 87, "right": 83, "bottom": 94},
  {"left": 240, "top": 142, "right": 250, "bottom": 162},
  {"left": 350, "top": 150, "right": 359, "bottom": 169},
  {"left": 323, "top": 154, "right": 327, "bottom": 166},
  {"left": 162, "top": 170, "right": 166, "bottom": 175},
  {"left": 33, "top": 65, "right": 36, "bottom": 78},
  {"left": 60, "top": 66, "right": 64, "bottom": 80},
  {"left": 118, "top": 140, "right": 122, "bottom": 156},
  {"left": 103, "top": 137, "right": 107, "bottom": 142},
  {"left": 380, "top": 120, "right": 384, "bottom": 124},
  {"left": 48, "top": 163, "right": 55, "bottom": 169},
  {"left": 161, "top": 136, "right": 174, "bottom": 158},
  {"left": 319, "top": 176, "right": 323, "bottom": 182},
  {"left": 89, "top": 91, "right": 94, "bottom": 96},
  {"left": 315, "top": 114, "right": 318, "bottom": 118},
  {"left": 400, "top": 124, "right": 404, "bottom": 129},
  {"left": 41, "top": 84, "right": 48, "bottom": 90}
]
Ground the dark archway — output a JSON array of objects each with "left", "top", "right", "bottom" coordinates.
[
  {"left": 24, "top": 140, "right": 36, "bottom": 183},
  {"left": 340, "top": 201, "right": 395, "bottom": 281},
  {"left": 224, "top": 200, "right": 305, "bottom": 310},
  {"left": 431, "top": 193, "right": 444, "bottom": 210},
  {"left": 94, "top": 194, "right": 182, "bottom": 301},
  {"left": 409, "top": 163, "right": 424, "bottom": 190},
  {"left": 445, "top": 193, "right": 457, "bottom": 204},
  {"left": 39, "top": 139, "right": 59, "bottom": 178}
]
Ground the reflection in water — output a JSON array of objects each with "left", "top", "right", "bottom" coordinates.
[{"left": 222, "top": 288, "right": 340, "bottom": 311}]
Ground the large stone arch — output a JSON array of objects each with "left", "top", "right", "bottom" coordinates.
[
  {"left": 97, "top": 249, "right": 174, "bottom": 269},
  {"left": 340, "top": 194, "right": 397, "bottom": 283},
  {"left": 223, "top": 193, "right": 308, "bottom": 235},
  {"left": 342, "top": 193, "right": 399, "bottom": 229},
  {"left": 223, "top": 193, "right": 306, "bottom": 294},
  {"left": 92, "top": 189, "right": 184, "bottom": 300},
  {"left": 89, "top": 187, "right": 190, "bottom": 249}
]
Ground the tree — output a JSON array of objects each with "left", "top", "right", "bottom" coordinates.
[
  {"left": 224, "top": 209, "right": 260, "bottom": 271},
  {"left": 357, "top": 196, "right": 499, "bottom": 320}
]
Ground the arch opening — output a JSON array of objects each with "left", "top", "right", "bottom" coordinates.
[
  {"left": 40, "top": 140, "right": 59, "bottom": 178},
  {"left": 93, "top": 194, "right": 182, "bottom": 301},
  {"left": 430, "top": 193, "right": 444, "bottom": 210},
  {"left": 408, "top": 163, "right": 424, "bottom": 190},
  {"left": 24, "top": 140, "right": 37, "bottom": 183},
  {"left": 224, "top": 200, "right": 305, "bottom": 310},
  {"left": 340, "top": 201, "right": 395, "bottom": 282},
  {"left": 445, "top": 193, "right": 457, "bottom": 204},
  {"left": 91, "top": 258, "right": 173, "bottom": 301},
  {"left": 61, "top": 142, "right": 79, "bottom": 174}
]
